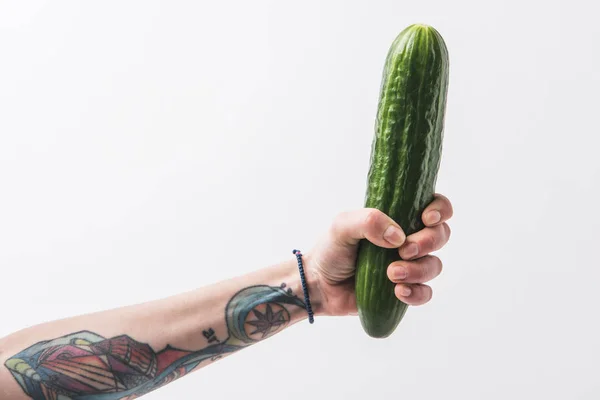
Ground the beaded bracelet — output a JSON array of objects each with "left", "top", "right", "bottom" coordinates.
[{"left": 292, "top": 249, "right": 314, "bottom": 324}]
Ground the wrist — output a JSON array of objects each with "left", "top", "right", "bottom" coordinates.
[
  {"left": 297, "top": 253, "right": 325, "bottom": 317},
  {"left": 283, "top": 254, "right": 324, "bottom": 320}
]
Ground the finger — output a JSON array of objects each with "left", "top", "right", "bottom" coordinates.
[
  {"left": 331, "top": 208, "right": 406, "bottom": 248},
  {"left": 398, "top": 223, "right": 451, "bottom": 260},
  {"left": 422, "top": 193, "right": 454, "bottom": 226},
  {"left": 394, "top": 284, "right": 433, "bottom": 306},
  {"left": 387, "top": 255, "right": 443, "bottom": 284}
]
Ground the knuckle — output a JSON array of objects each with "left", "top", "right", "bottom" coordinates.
[
  {"left": 419, "top": 256, "right": 442, "bottom": 280},
  {"left": 432, "top": 255, "right": 443, "bottom": 275},
  {"left": 423, "top": 233, "right": 437, "bottom": 251},
  {"left": 411, "top": 286, "right": 424, "bottom": 304},
  {"left": 416, "top": 285, "right": 432, "bottom": 303},
  {"left": 436, "top": 193, "right": 453, "bottom": 216},
  {"left": 445, "top": 200, "right": 454, "bottom": 219},
  {"left": 443, "top": 223, "right": 452, "bottom": 241},
  {"left": 426, "top": 286, "right": 433, "bottom": 302}
]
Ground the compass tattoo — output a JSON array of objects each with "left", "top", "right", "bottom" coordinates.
[{"left": 4, "top": 283, "right": 306, "bottom": 400}]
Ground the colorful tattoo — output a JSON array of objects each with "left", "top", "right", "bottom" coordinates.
[{"left": 4, "top": 283, "right": 306, "bottom": 399}]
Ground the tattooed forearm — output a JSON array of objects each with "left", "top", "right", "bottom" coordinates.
[{"left": 4, "top": 283, "right": 306, "bottom": 400}]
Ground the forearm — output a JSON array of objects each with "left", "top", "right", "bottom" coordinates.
[{"left": 0, "top": 258, "right": 320, "bottom": 400}]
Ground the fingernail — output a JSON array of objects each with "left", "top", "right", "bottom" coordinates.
[
  {"left": 427, "top": 210, "right": 441, "bottom": 224},
  {"left": 383, "top": 225, "right": 404, "bottom": 246},
  {"left": 401, "top": 243, "right": 419, "bottom": 259},
  {"left": 393, "top": 267, "right": 408, "bottom": 280},
  {"left": 399, "top": 286, "right": 412, "bottom": 297}
]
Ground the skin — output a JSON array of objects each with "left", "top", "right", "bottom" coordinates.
[
  {"left": 309, "top": 193, "right": 452, "bottom": 317},
  {"left": 0, "top": 194, "right": 452, "bottom": 400}
]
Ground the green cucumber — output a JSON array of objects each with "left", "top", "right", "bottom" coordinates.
[{"left": 355, "top": 24, "right": 450, "bottom": 338}]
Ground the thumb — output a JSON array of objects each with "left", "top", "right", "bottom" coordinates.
[{"left": 330, "top": 208, "right": 406, "bottom": 248}]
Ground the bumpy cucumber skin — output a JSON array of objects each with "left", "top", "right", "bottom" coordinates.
[{"left": 355, "top": 24, "right": 449, "bottom": 338}]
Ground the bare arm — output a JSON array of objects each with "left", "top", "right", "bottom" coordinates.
[
  {"left": 0, "top": 196, "right": 453, "bottom": 400},
  {"left": 0, "top": 260, "right": 320, "bottom": 400}
]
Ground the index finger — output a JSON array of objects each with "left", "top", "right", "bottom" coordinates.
[{"left": 422, "top": 194, "right": 453, "bottom": 227}]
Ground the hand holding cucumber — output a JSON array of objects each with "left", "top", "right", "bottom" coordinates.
[{"left": 305, "top": 193, "right": 452, "bottom": 320}]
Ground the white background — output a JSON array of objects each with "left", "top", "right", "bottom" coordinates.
[{"left": 1, "top": 1, "right": 599, "bottom": 399}]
